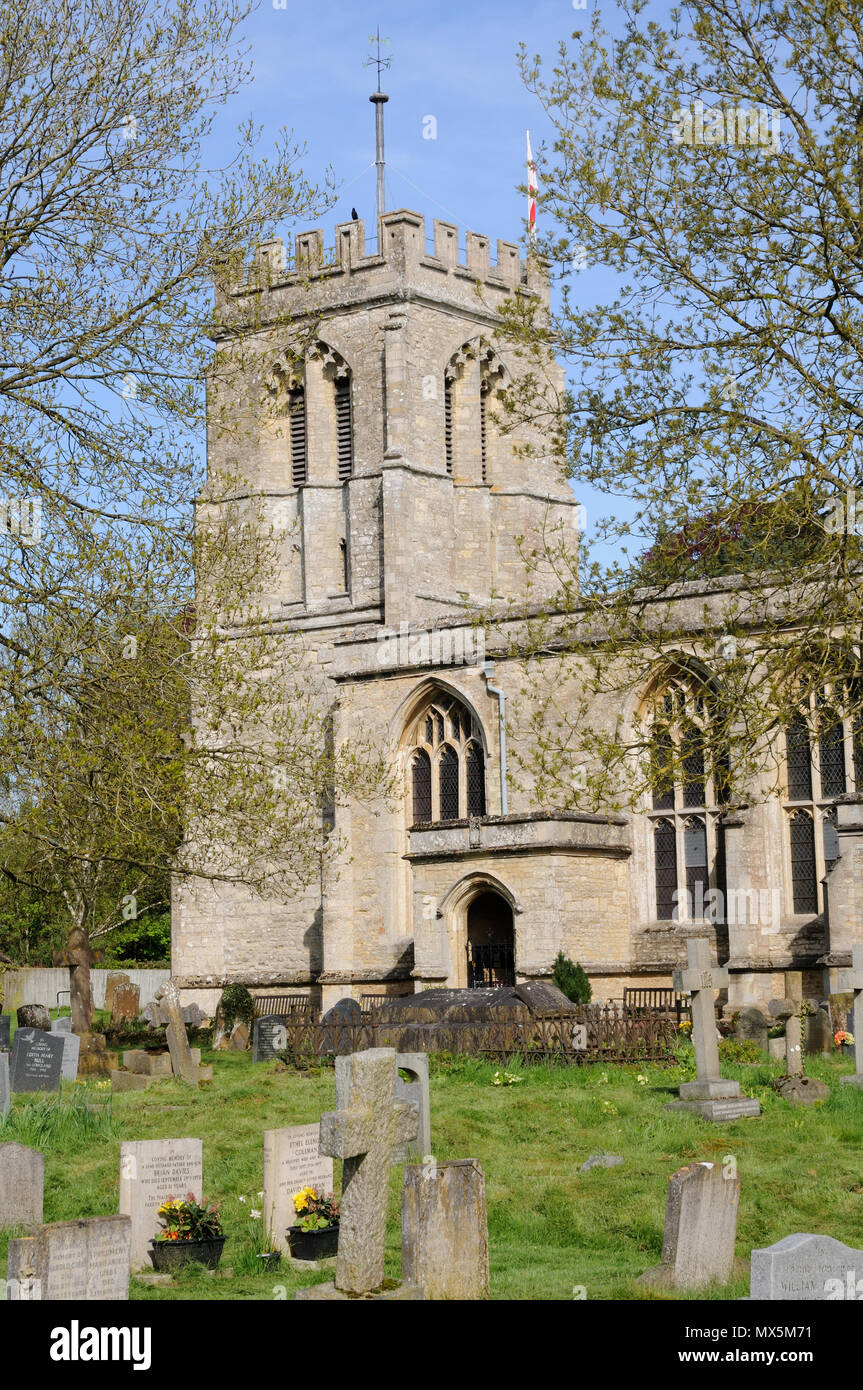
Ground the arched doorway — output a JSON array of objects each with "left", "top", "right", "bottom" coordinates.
[{"left": 466, "top": 891, "right": 515, "bottom": 988}]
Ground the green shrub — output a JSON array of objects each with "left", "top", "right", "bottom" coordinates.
[
  {"left": 102, "top": 911, "right": 171, "bottom": 966},
  {"left": 216, "top": 984, "right": 255, "bottom": 1035},
  {"left": 552, "top": 952, "right": 592, "bottom": 1004},
  {"left": 719, "top": 1038, "right": 764, "bottom": 1064}
]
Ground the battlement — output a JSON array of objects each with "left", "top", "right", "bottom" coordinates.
[{"left": 214, "top": 209, "right": 548, "bottom": 320}]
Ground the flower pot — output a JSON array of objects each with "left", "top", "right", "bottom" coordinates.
[
  {"left": 149, "top": 1236, "right": 226, "bottom": 1272},
  {"left": 287, "top": 1223, "right": 339, "bottom": 1262}
]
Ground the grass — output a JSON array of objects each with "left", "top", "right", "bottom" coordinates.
[{"left": 1, "top": 1045, "right": 861, "bottom": 1300}]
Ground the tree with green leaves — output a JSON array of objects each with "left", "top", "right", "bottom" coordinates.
[{"left": 492, "top": 0, "right": 863, "bottom": 809}]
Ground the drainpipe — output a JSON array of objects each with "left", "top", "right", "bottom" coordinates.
[{"left": 482, "top": 660, "right": 508, "bottom": 817}]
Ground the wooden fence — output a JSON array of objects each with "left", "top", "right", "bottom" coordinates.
[{"left": 272, "top": 1003, "right": 677, "bottom": 1067}]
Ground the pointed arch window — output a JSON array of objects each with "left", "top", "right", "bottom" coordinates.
[
  {"left": 406, "top": 694, "right": 485, "bottom": 825},
  {"left": 645, "top": 673, "right": 726, "bottom": 923}
]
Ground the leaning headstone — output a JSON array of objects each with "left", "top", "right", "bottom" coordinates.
[
  {"left": 320, "top": 997, "right": 362, "bottom": 1056},
  {"left": 16, "top": 1004, "right": 50, "bottom": 1032},
  {"left": 50, "top": 1016, "right": 72, "bottom": 1035},
  {"left": 252, "top": 1016, "right": 287, "bottom": 1063},
  {"left": 0, "top": 1014, "right": 10, "bottom": 1049},
  {"left": 111, "top": 983, "right": 140, "bottom": 1024},
  {"left": 263, "top": 1124, "right": 334, "bottom": 1252},
  {"left": 7, "top": 1214, "right": 131, "bottom": 1299},
  {"left": 805, "top": 1006, "right": 832, "bottom": 1057},
  {"left": 402, "top": 1159, "right": 489, "bottom": 1299},
  {"left": 118, "top": 1137, "right": 203, "bottom": 1269},
  {"left": 0, "top": 1052, "right": 9, "bottom": 1118},
  {"left": 750, "top": 1233, "right": 863, "bottom": 1300},
  {"left": 638, "top": 1161, "right": 740, "bottom": 1290},
  {"left": 104, "top": 973, "right": 130, "bottom": 1015},
  {"left": 296, "top": 1048, "right": 421, "bottom": 1300},
  {"left": 181, "top": 1003, "right": 206, "bottom": 1027},
  {"left": 58, "top": 1031, "right": 81, "bottom": 1083},
  {"left": 665, "top": 939, "right": 761, "bottom": 1122},
  {"left": 838, "top": 944, "right": 863, "bottom": 1089},
  {"left": 0, "top": 1143, "right": 44, "bottom": 1228},
  {"left": 335, "top": 1050, "right": 430, "bottom": 1164},
  {"left": 155, "top": 981, "right": 199, "bottom": 1085},
  {"left": 10, "top": 1029, "right": 64, "bottom": 1093}
]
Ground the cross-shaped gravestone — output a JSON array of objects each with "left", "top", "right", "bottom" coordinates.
[
  {"left": 838, "top": 943, "right": 863, "bottom": 1088},
  {"left": 673, "top": 937, "right": 728, "bottom": 1083},
  {"left": 319, "top": 1048, "right": 418, "bottom": 1295}
]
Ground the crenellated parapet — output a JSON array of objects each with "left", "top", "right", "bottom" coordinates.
[{"left": 214, "top": 209, "right": 548, "bottom": 325}]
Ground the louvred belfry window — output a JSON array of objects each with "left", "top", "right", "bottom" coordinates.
[
  {"left": 406, "top": 694, "right": 485, "bottom": 825},
  {"left": 335, "top": 376, "right": 353, "bottom": 481},
  {"left": 289, "top": 386, "right": 307, "bottom": 486}
]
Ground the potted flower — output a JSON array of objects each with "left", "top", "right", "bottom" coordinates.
[
  {"left": 835, "top": 1030, "right": 855, "bottom": 1055},
  {"left": 287, "top": 1186, "right": 340, "bottom": 1261},
  {"left": 149, "top": 1193, "right": 226, "bottom": 1272}
]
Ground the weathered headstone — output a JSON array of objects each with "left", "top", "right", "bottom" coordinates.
[
  {"left": 638, "top": 1161, "right": 740, "bottom": 1290},
  {"left": 335, "top": 1050, "right": 430, "bottom": 1164},
  {"left": 263, "top": 1123, "right": 334, "bottom": 1252},
  {"left": 252, "top": 1016, "right": 287, "bottom": 1063},
  {"left": 750, "top": 1233, "right": 863, "bottom": 1300},
  {"left": 10, "top": 1028, "right": 64, "bottom": 1093},
  {"left": 118, "top": 1137, "right": 203, "bottom": 1269},
  {"left": 7, "top": 1215, "right": 131, "bottom": 1300},
  {"left": 123, "top": 1050, "right": 172, "bottom": 1076},
  {"left": 0, "top": 1143, "right": 44, "bottom": 1228},
  {"left": 665, "top": 938, "right": 761, "bottom": 1122},
  {"left": 104, "top": 973, "right": 130, "bottom": 1015},
  {"left": 296, "top": 1048, "right": 421, "bottom": 1300},
  {"left": 784, "top": 1007, "right": 802, "bottom": 1076},
  {"left": 50, "top": 1016, "right": 72, "bottom": 1034},
  {"left": 0, "top": 1014, "right": 11, "bottom": 1049},
  {"left": 58, "top": 1031, "right": 81, "bottom": 1083},
  {"left": 111, "top": 983, "right": 140, "bottom": 1024},
  {"left": 838, "top": 944, "right": 863, "bottom": 1088},
  {"left": 16, "top": 1004, "right": 50, "bottom": 1032},
  {"left": 734, "top": 1007, "right": 769, "bottom": 1050},
  {"left": 805, "top": 1006, "right": 832, "bottom": 1057},
  {"left": 155, "top": 980, "right": 199, "bottom": 1084},
  {"left": 320, "top": 997, "right": 362, "bottom": 1055},
  {"left": 0, "top": 1051, "right": 8, "bottom": 1118},
  {"left": 402, "top": 1159, "right": 489, "bottom": 1299}
]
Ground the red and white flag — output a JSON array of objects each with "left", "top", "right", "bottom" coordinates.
[{"left": 526, "top": 130, "right": 537, "bottom": 239}]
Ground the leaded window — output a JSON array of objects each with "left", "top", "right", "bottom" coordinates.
[
  {"left": 789, "top": 810, "right": 817, "bottom": 914},
  {"left": 645, "top": 675, "right": 726, "bottom": 922},
  {"left": 406, "top": 694, "right": 485, "bottom": 825}
]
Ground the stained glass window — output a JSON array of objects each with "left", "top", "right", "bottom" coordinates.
[
  {"left": 651, "top": 729, "right": 675, "bottom": 810},
  {"left": 654, "top": 819, "right": 678, "bottom": 921},
  {"left": 681, "top": 726, "right": 706, "bottom": 807},
  {"left": 819, "top": 719, "right": 846, "bottom": 798},
  {"left": 785, "top": 717, "right": 812, "bottom": 799},
  {"left": 684, "top": 817, "right": 708, "bottom": 919}
]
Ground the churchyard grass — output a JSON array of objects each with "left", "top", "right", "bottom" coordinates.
[{"left": 1, "top": 1045, "right": 861, "bottom": 1300}]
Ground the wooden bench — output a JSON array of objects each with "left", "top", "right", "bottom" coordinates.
[
  {"left": 623, "top": 987, "right": 685, "bottom": 1021},
  {"left": 252, "top": 993, "right": 312, "bottom": 1018}
]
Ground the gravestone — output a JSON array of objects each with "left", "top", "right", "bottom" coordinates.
[
  {"left": 155, "top": 980, "right": 199, "bottom": 1084},
  {"left": 638, "top": 1161, "right": 740, "bottom": 1290},
  {"left": 7, "top": 1214, "right": 131, "bottom": 1300},
  {"left": 805, "top": 1006, "right": 832, "bottom": 1057},
  {"left": 262, "top": 1123, "right": 334, "bottom": 1252},
  {"left": 10, "top": 1028, "right": 64, "bottom": 1093},
  {"left": 0, "top": 1014, "right": 11, "bottom": 1049},
  {"left": 58, "top": 1030, "right": 81, "bottom": 1083},
  {"left": 320, "top": 997, "right": 362, "bottom": 1055},
  {"left": 252, "top": 1016, "right": 287, "bottom": 1063},
  {"left": 0, "top": 1143, "right": 44, "bottom": 1228},
  {"left": 123, "top": 1050, "right": 172, "bottom": 1076},
  {"left": 665, "top": 938, "right": 761, "bottom": 1122},
  {"left": 750, "top": 1233, "right": 863, "bottom": 1300},
  {"left": 734, "top": 1007, "right": 769, "bottom": 1050},
  {"left": 50, "top": 1016, "right": 71, "bottom": 1034},
  {"left": 118, "top": 1137, "right": 203, "bottom": 1269},
  {"left": 111, "top": 983, "right": 140, "bottom": 1024},
  {"left": 16, "top": 1004, "right": 50, "bottom": 1032},
  {"left": 402, "top": 1159, "right": 489, "bottom": 1299},
  {"left": 296, "top": 1048, "right": 421, "bottom": 1300},
  {"left": 0, "top": 1052, "right": 8, "bottom": 1118},
  {"left": 104, "top": 973, "right": 130, "bottom": 1015},
  {"left": 336, "top": 1050, "right": 430, "bottom": 1164},
  {"left": 838, "top": 944, "right": 863, "bottom": 1088}
]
